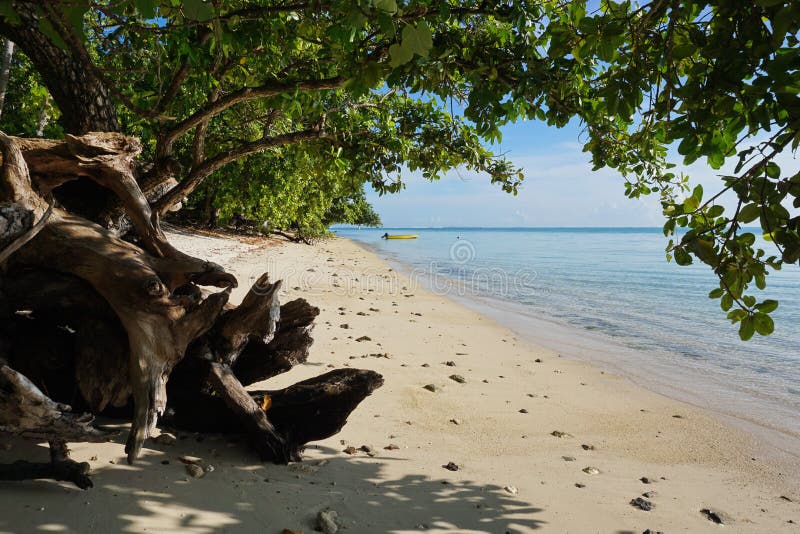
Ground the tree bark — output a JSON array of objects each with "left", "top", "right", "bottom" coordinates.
[
  {"left": 0, "top": 38, "right": 14, "bottom": 121},
  {"left": 0, "top": 2, "right": 118, "bottom": 134}
]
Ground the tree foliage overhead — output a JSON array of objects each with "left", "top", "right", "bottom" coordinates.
[{"left": 0, "top": 0, "right": 798, "bottom": 338}]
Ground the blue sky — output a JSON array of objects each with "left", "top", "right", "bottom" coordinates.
[
  {"left": 366, "top": 118, "right": 662, "bottom": 227},
  {"left": 366, "top": 118, "right": 794, "bottom": 228}
]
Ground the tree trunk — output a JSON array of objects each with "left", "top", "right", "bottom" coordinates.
[
  {"left": 0, "top": 131, "right": 381, "bottom": 487},
  {"left": 0, "top": 3, "right": 118, "bottom": 134},
  {"left": 0, "top": 38, "right": 14, "bottom": 121}
]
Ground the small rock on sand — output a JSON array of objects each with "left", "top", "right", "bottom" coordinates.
[
  {"left": 504, "top": 485, "right": 518, "bottom": 495},
  {"left": 449, "top": 418, "right": 461, "bottom": 425},
  {"left": 185, "top": 463, "right": 205, "bottom": 478},
  {"left": 562, "top": 456, "right": 576, "bottom": 462},
  {"left": 355, "top": 335, "right": 371, "bottom": 342},
  {"left": 445, "top": 361, "right": 456, "bottom": 366},
  {"left": 519, "top": 408, "right": 529, "bottom": 414},
  {"left": 339, "top": 323, "right": 349, "bottom": 329},
  {"left": 316, "top": 508, "right": 339, "bottom": 534},
  {"left": 640, "top": 477, "right": 652, "bottom": 484},
  {"left": 359, "top": 445, "right": 376, "bottom": 457},
  {"left": 700, "top": 508, "right": 729, "bottom": 525},
  {"left": 551, "top": 430, "right": 572, "bottom": 438},
  {"left": 342, "top": 446, "right": 358, "bottom": 455},
  {"left": 384, "top": 444, "right": 400, "bottom": 450},
  {"left": 643, "top": 530, "right": 665, "bottom": 534},
  {"left": 574, "top": 483, "right": 586, "bottom": 488},
  {"left": 449, "top": 374, "right": 466, "bottom": 384},
  {"left": 582, "top": 467, "right": 600, "bottom": 475},
  {"left": 630, "top": 497, "right": 654, "bottom": 511},
  {"left": 423, "top": 384, "right": 438, "bottom": 392},
  {"left": 442, "top": 461, "right": 459, "bottom": 471},
  {"left": 581, "top": 444, "right": 595, "bottom": 451}
]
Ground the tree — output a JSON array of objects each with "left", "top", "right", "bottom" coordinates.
[{"left": 0, "top": 0, "right": 798, "bottom": 487}]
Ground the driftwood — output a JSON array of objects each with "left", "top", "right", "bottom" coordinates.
[{"left": 0, "top": 131, "right": 382, "bottom": 488}]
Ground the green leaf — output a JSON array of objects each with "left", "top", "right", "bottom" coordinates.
[
  {"left": 755, "top": 300, "right": 779, "bottom": 313},
  {"left": 708, "top": 287, "right": 724, "bottom": 298},
  {"left": 0, "top": 1, "right": 21, "bottom": 24},
  {"left": 373, "top": 0, "right": 398, "bottom": 14},
  {"left": 183, "top": 0, "right": 214, "bottom": 21},
  {"left": 134, "top": 0, "right": 159, "bottom": 19},
  {"left": 402, "top": 23, "right": 433, "bottom": 57},
  {"left": 389, "top": 43, "right": 413, "bottom": 67},
  {"left": 739, "top": 316, "right": 755, "bottom": 340},
  {"left": 765, "top": 162, "right": 780, "bottom": 179},
  {"left": 753, "top": 313, "right": 774, "bottom": 336},
  {"left": 38, "top": 19, "right": 67, "bottom": 50},
  {"left": 738, "top": 203, "right": 760, "bottom": 223}
]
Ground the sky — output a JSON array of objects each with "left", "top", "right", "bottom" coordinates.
[{"left": 365, "top": 118, "right": 796, "bottom": 228}]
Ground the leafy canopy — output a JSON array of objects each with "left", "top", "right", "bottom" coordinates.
[{"left": 1, "top": 0, "right": 798, "bottom": 337}]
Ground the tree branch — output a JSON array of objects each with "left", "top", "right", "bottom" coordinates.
[
  {"left": 155, "top": 127, "right": 330, "bottom": 215},
  {"left": 161, "top": 76, "right": 345, "bottom": 150}
]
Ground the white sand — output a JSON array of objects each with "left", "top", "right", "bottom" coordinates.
[{"left": 0, "top": 231, "right": 798, "bottom": 533}]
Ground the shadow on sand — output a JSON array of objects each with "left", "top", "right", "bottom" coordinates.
[{"left": 0, "top": 434, "right": 545, "bottom": 533}]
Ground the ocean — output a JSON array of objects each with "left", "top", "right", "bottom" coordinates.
[{"left": 334, "top": 227, "right": 800, "bottom": 449}]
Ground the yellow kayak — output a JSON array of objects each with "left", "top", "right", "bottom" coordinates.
[{"left": 382, "top": 234, "right": 418, "bottom": 239}]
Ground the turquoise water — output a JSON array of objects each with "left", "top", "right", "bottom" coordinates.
[{"left": 335, "top": 227, "right": 800, "bottom": 441}]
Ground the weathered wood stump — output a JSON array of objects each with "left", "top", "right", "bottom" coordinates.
[{"left": 0, "top": 131, "right": 382, "bottom": 488}]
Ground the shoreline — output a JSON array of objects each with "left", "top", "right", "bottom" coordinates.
[
  {"left": 344, "top": 234, "right": 800, "bottom": 473},
  {"left": 1, "top": 230, "right": 797, "bottom": 533}
]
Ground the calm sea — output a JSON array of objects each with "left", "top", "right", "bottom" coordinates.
[{"left": 335, "top": 227, "right": 800, "bottom": 449}]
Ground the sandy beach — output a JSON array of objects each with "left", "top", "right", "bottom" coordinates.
[{"left": 1, "top": 230, "right": 798, "bottom": 533}]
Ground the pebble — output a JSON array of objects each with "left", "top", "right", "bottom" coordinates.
[
  {"left": 700, "top": 508, "right": 727, "bottom": 524},
  {"left": 449, "top": 375, "right": 466, "bottom": 384},
  {"left": 582, "top": 467, "right": 600, "bottom": 475},
  {"left": 534, "top": 358, "right": 542, "bottom": 363},
  {"left": 445, "top": 361, "right": 456, "bottom": 366},
  {"left": 581, "top": 444, "right": 595, "bottom": 451},
  {"left": 442, "top": 461, "right": 459, "bottom": 471},
  {"left": 551, "top": 430, "right": 572, "bottom": 438},
  {"left": 342, "top": 446, "right": 358, "bottom": 455},
  {"left": 642, "top": 491, "right": 656, "bottom": 498},
  {"left": 519, "top": 408, "right": 528, "bottom": 414},
  {"left": 154, "top": 432, "right": 177, "bottom": 446},
  {"left": 640, "top": 477, "right": 652, "bottom": 484},
  {"left": 574, "top": 483, "right": 586, "bottom": 488},
  {"left": 503, "top": 485, "right": 518, "bottom": 495},
  {"left": 339, "top": 323, "right": 349, "bottom": 329},
  {"left": 449, "top": 418, "right": 461, "bottom": 425},
  {"left": 355, "top": 335, "right": 371, "bottom": 342},
  {"left": 359, "top": 445, "right": 376, "bottom": 457},
  {"left": 316, "top": 508, "right": 339, "bottom": 534},
  {"left": 185, "top": 463, "right": 205, "bottom": 478},
  {"left": 423, "top": 384, "right": 438, "bottom": 392},
  {"left": 384, "top": 444, "right": 400, "bottom": 450},
  {"left": 562, "top": 456, "right": 576, "bottom": 462},
  {"left": 642, "top": 530, "right": 665, "bottom": 534},
  {"left": 630, "top": 497, "right": 654, "bottom": 511}
]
